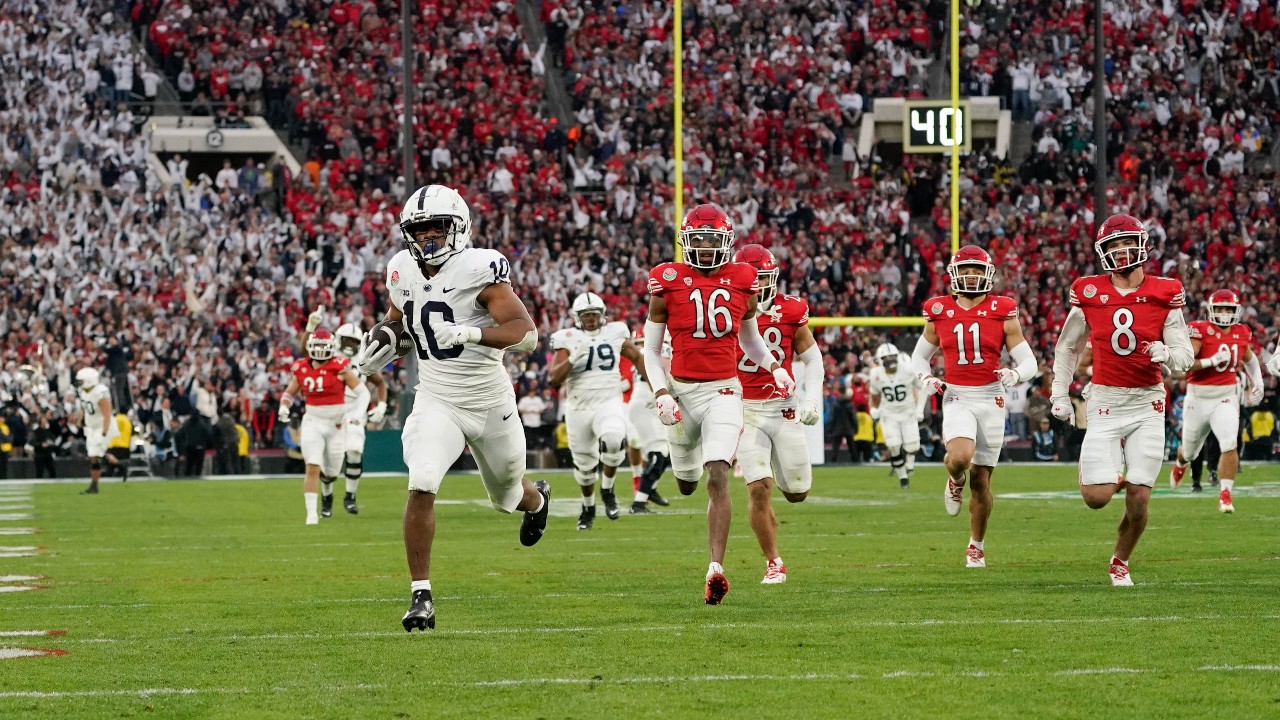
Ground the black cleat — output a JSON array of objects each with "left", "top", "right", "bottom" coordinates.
[
  {"left": 343, "top": 493, "right": 359, "bottom": 515},
  {"left": 519, "top": 480, "right": 551, "bottom": 546},
  {"left": 1209, "top": 470, "right": 1220, "bottom": 487},
  {"left": 320, "top": 493, "right": 334, "bottom": 518},
  {"left": 900, "top": 478, "right": 910, "bottom": 490},
  {"left": 1191, "top": 482, "right": 1203, "bottom": 493},
  {"left": 80, "top": 485, "right": 99, "bottom": 495},
  {"left": 401, "top": 589, "right": 435, "bottom": 632},
  {"left": 647, "top": 489, "right": 670, "bottom": 507},
  {"left": 629, "top": 501, "right": 654, "bottom": 515},
  {"left": 600, "top": 488, "right": 621, "bottom": 520},
  {"left": 576, "top": 504, "right": 596, "bottom": 530}
]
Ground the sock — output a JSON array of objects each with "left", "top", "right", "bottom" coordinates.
[
  {"left": 634, "top": 492, "right": 649, "bottom": 503},
  {"left": 1174, "top": 458, "right": 1189, "bottom": 468},
  {"left": 1111, "top": 555, "right": 1127, "bottom": 566},
  {"left": 531, "top": 494, "right": 546, "bottom": 514},
  {"left": 582, "top": 494, "right": 596, "bottom": 507},
  {"left": 320, "top": 480, "right": 334, "bottom": 498},
  {"left": 601, "top": 472, "right": 616, "bottom": 491},
  {"left": 707, "top": 561, "right": 724, "bottom": 577},
  {"left": 969, "top": 537, "right": 984, "bottom": 551},
  {"left": 304, "top": 492, "right": 318, "bottom": 517},
  {"left": 410, "top": 579, "right": 432, "bottom": 593},
  {"left": 346, "top": 478, "right": 360, "bottom": 496},
  {"left": 895, "top": 465, "right": 909, "bottom": 480},
  {"left": 905, "top": 455, "right": 916, "bottom": 472},
  {"left": 632, "top": 463, "right": 643, "bottom": 479},
  {"left": 950, "top": 473, "right": 966, "bottom": 487},
  {"left": 1221, "top": 478, "right": 1235, "bottom": 491},
  {"left": 770, "top": 556, "right": 784, "bottom": 567}
]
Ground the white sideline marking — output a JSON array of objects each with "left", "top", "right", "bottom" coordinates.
[
  {"left": 0, "top": 505, "right": 33, "bottom": 511},
  {"left": 1199, "top": 664, "right": 1280, "bottom": 672},
  {"left": 0, "top": 586, "right": 39, "bottom": 593},
  {"left": 0, "top": 631, "right": 60, "bottom": 637},
  {"left": 0, "top": 529, "right": 36, "bottom": 535},
  {"left": 0, "top": 575, "right": 42, "bottom": 582},
  {"left": 1054, "top": 667, "right": 1146, "bottom": 676},
  {"left": 0, "top": 514, "right": 33, "bottom": 521},
  {"left": 0, "top": 649, "right": 56, "bottom": 660},
  {"left": 0, "top": 683, "right": 386, "bottom": 699}
]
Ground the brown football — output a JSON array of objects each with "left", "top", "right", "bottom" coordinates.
[{"left": 369, "top": 318, "right": 415, "bottom": 360}]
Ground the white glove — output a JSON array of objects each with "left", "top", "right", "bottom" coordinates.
[
  {"left": 921, "top": 375, "right": 946, "bottom": 395},
  {"left": 1050, "top": 395, "right": 1073, "bottom": 422},
  {"left": 655, "top": 392, "right": 682, "bottom": 425},
  {"left": 356, "top": 338, "right": 398, "bottom": 376},
  {"left": 1145, "top": 341, "right": 1170, "bottom": 364},
  {"left": 996, "top": 368, "right": 1020, "bottom": 387},
  {"left": 619, "top": 376, "right": 632, "bottom": 394},
  {"left": 1209, "top": 344, "right": 1232, "bottom": 367},
  {"left": 1245, "top": 387, "right": 1264, "bottom": 407},
  {"left": 367, "top": 401, "right": 387, "bottom": 424},
  {"left": 798, "top": 401, "right": 820, "bottom": 426},
  {"left": 1267, "top": 353, "right": 1280, "bottom": 378},
  {"left": 771, "top": 367, "right": 796, "bottom": 398},
  {"left": 869, "top": 405, "right": 881, "bottom": 421},
  {"left": 433, "top": 321, "right": 482, "bottom": 349},
  {"left": 278, "top": 405, "right": 291, "bottom": 423},
  {"left": 915, "top": 409, "right": 925, "bottom": 423},
  {"left": 305, "top": 305, "right": 325, "bottom": 333}
]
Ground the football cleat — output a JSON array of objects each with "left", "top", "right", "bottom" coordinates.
[
  {"left": 944, "top": 477, "right": 964, "bottom": 516},
  {"left": 900, "top": 478, "right": 910, "bottom": 490},
  {"left": 647, "top": 489, "right": 670, "bottom": 507},
  {"left": 966, "top": 544, "right": 986, "bottom": 568},
  {"left": 576, "top": 504, "right": 596, "bottom": 530},
  {"left": 761, "top": 559, "right": 787, "bottom": 585},
  {"left": 519, "top": 480, "right": 551, "bottom": 547},
  {"left": 402, "top": 589, "right": 435, "bottom": 631},
  {"left": 80, "top": 485, "right": 98, "bottom": 495},
  {"left": 600, "top": 488, "right": 621, "bottom": 520},
  {"left": 1209, "top": 470, "right": 1220, "bottom": 487},
  {"left": 320, "top": 494, "right": 333, "bottom": 518},
  {"left": 305, "top": 516, "right": 319, "bottom": 526},
  {"left": 705, "top": 571, "right": 730, "bottom": 605},
  {"left": 1219, "top": 489, "right": 1235, "bottom": 514},
  {"left": 343, "top": 493, "right": 359, "bottom": 515},
  {"left": 1170, "top": 463, "right": 1186, "bottom": 488},
  {"left": 1191, "top": 482, "right": 1203, "bottom": 493},
  {"left": 629, "top": 501, "right": 654, "bottom": 515},
  {"left": 1109, "top": 558, "right": 1133, "bottom": 586}
]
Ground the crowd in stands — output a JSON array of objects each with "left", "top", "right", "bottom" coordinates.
[{"left": 2, "top": 0, "right": 1280, "bottom": 473}]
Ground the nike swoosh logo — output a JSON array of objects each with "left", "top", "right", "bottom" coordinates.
[
  {"left": 442, "top": 287, "right": 456, "bottom": 294},
  {"left": 503, "top": 412, "right": 513, "bottom": 421}
]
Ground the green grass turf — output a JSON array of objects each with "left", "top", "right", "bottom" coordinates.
[{"left": 2, "top": 465, "right": 1279, "bottom": 719}]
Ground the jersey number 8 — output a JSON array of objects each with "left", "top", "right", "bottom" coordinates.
[{"left": 738, "top": 326, "right": 784, "bottom": 372}]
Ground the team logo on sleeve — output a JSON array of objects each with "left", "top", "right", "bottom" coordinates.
[
  {"left": 1082, "top": 284, "right": 1096, "bottom": 298},
  {"left": 931, "top": 302, "right": 943, "bottom": 314},
  {"left": 390, "top": 271, "right": 400, "bottom": 287},
  {"left": 662, "top": 268, "right": 678, "bottom": 281},
  {"left": 1100, "top": 295, "right": 1109, "bottom": 304},
  {"left": 684, "top": 277, "right": 692, "bottom": 286}
]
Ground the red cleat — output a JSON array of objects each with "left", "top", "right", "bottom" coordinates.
[
  {"left": 704, "top": 572, "right": 730, "bottom": 605},
  {"left": 1170, "top": 463, "right": 1186, "bottom": 488}
]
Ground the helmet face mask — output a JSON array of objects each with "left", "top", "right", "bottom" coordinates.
[
  {"left": 76, "top": 367, "right": 99, "bottom": 390},
  {"left": 1208, "top": 289, "right": 1242, "bottom": 326},
  {"left": 335, "top": 323, "right": 363, "bottom": 358},
  {"left": 571, "top": 292, "right": 607, "bottom": 334},
  {"left": 1095, "top": 214, "right": 1149, "bottom": 273},
  {"left": 307, "top": 330, "right": 336, "bottom": 361},
  {"left": 732, "top": 243, "right": 779, "bottom": 308},
  {"left": 681, "top": 204, "right": 735, "bottom": 270},
  {"left": 875, "top": 343, "right": 898, "bottom": 372},
  {"left": 947, "top": 246, "right": 995, "bottom": 295},
  {"left": 400, "top": 185, "right": 471, "bottom": 266}
]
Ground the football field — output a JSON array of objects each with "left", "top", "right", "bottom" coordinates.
[{"left": 2, "top": 465, "right": 1279, "bottom": 719}]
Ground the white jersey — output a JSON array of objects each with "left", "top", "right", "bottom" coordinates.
[
  {"left": 343, "top": 376, "right": 373, "bottom": 418},
  {"left": 386, "top": 247, "right": 516, "bottom": 410},
  {"left": 77, "top": 383, "right": 112, "bottom": 426},
  {"left": 551, "top": 321, "right": 630, "bottom": 411},
  {"left": 869, "top": 356, "right": 920, "bottom": 416}
]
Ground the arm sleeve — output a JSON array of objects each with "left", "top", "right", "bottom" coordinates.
[
  {"left": 797, "top": 343, "right": 823, "bottom": 404},
  {"left": 351, "top": 380, "right": 371, "bottom": 414},
  {"left": 1243, "top": 351, "right": 1264, "bottom": 391},
  {"left": 1051, "top": 307, "right": 1089, "bottom": 398},
  {"left": 1162, "top": 309, "right": 1194, "bottom": 374},
  {"left": 737, "top": 316, "right": 776, "bottom": 370},
  {"left": 643, "top": 320, "right": 671, "bottom": 394},
  {"left": 1009, "top": 341, "right": 1038, "bottom": 383},
  {"left": 910, "top": 335, "right": 939, "bottom": 381}
]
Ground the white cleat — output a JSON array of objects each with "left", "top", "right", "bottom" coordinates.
[
  {"left": 761, "top": 559, "right": 787, "bottom": 584},
  {"left": 944, "top": 477, "right": 964, "bottom": 517},
  {"left": 306, "top": 516, "right": 319, "bottom": 526},
  {"left": 1219, "top": 489, "right": 1235, "bottom": 514},
  {"left": 965, "top": 545, "right": 985, "bottom": 568},
  {"left": 1109, "top": 559, "right": 1133, "bottom": 586}
]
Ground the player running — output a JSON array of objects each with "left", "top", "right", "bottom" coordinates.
[
  {"left": 549, "top": 292, "right": 647, "bottom": 529},
  {"left": 644, "top": 204, "right": 795, "bottom": 604},
  {"left": 356, "top": 184, "right": 549, "bottom": 631},
  {"left": 869, "top": 343, "right": 925, "bottom": 489},
  {"left": 733, "top": 244, "right": 823, "bottom": 585},
  {"left": 910, "top": 245, "right": 1037, "bottom": 569},
  {"left": 1168, "top": 289, "right": 1262, "bottom": 513},
  {"left": 1050, "top": 213, "right": 1194, "bottom": 585},
  {"left": 279, "top": 329, "right": 369, "bottom": 525}
]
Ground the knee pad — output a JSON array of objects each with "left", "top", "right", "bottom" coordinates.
[
  {"left": 888, "top": 448, "right": 906, "bottom": 468},
  {"left": 90, "top": 460, "right": 101, "bottom": 472},
  {"left": 573, "top": 465, "right": 598, "bottom": 486},
  {"left": 599, "top": 433, "right": 626, "bottom": 467},
  {"left": 345, "top": 459, "right": 364, "bottom": 479}
]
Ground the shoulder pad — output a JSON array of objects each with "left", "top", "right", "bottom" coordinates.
[{"left": 648, "top": 263, "right": 681, "bottom": 296}]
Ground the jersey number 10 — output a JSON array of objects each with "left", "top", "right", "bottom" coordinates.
[{"left": 404, "top": 299, "right": 465, "bottom": 362}]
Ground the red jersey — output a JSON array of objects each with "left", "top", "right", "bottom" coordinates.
[
  {"left": 737, "top": 294, "right": 810, "bottom": 400},
  {"left": 289, "top": 356, "right": 351, "bottom": 406},
  {"left": 924, "top": 294, "right": 1018, "bottom": 387},
  {"left": 1187, "top": 320, "right": 1252, "bottom": 386},
  {"left": 1069, "top": 274, "right": 1185, "bottom": 388},
  {"left": 619, "top": 355, "right": 635, "bottom": 403},
  {"left": 648, "top": 261, "right": 759, "bottom": 381}
]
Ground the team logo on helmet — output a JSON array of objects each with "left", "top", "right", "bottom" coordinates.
[{"left": 663, "top": 268, "right": 678, "bottom": 281}]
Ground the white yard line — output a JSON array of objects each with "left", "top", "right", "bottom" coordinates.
[
  {"left": 0, "top": 529, "right": 36, "bottom": 535},
  {"left": 0, "top": 683, "right": 386, "bottom": 698},
  {"left": 0, "top": 514, "right": 34, "bottom": 521}
]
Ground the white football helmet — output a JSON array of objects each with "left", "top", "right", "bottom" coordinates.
[
  {"left": 399, "top": 184, "right": 471, "bottom": 266},
  {"left": 571, "top": 292, "right": 607, "bottom": 334},
  {"left": 875, "top": 343, "right": 900, "bottom": 370},
  {"left": 307, "top": 328, "right": 336, "bottom": 361},
  {"left": 76, "top": 367, "right": 100, "bottom": 390},
  {"left": 335, "top": 323, "right": 364, "bottom": 358}
]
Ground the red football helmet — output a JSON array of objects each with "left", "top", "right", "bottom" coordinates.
[
  {"left": 1095, "top": 213, "right": 1149, "bottom": 272},
  {"left": 947, "top": 245, "right": 995, "bottom": 294},
  {"left": 1208, "top": 288, "right": 1242, "bottom": 326},
  {"left": 680, "top": 204, "right": 735, "bottom": 270},
  {"left": 306, "top": 328, "right": 336, "bottom": 361},
  {"left": 733, "top": 244, "right": 779, "bottom": 308}
]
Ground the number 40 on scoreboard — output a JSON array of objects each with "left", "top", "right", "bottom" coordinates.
[{"left": 903, "top": 100, "right": 972, "bottom": 154}]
